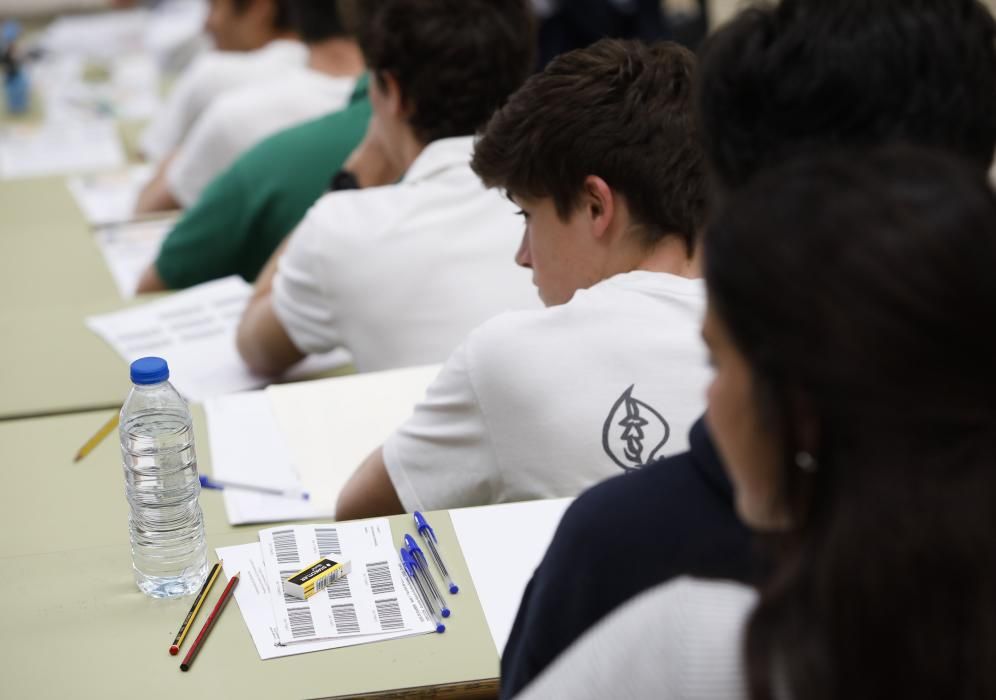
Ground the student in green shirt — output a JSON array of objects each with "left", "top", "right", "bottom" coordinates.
[{"left": 137, "top": 76, "right": 371, "bottom": 291}]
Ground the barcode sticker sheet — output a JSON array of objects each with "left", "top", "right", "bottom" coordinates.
[{"left": 258, "top": 520, "right": 434, "bottom": 646}]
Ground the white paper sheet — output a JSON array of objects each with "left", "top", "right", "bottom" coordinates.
[
  {"left": 0, "top": 122, "right": 126, "bottom": 180},
  {"left": 204, "top": 390, "right": 326, "bottom": 525},
  {"left": 266, "top": 364, "right": 442, "bottom": 520},
  {"left": 67, "top": 165, "right": 154, "bottom": 227},
  {"left": 259, "top": 521, "right": 434, "bottom": 645},
  {"left": 40, "top": 10, "right": 150, "bottom": 58},
  {"left": 93, "top": 216, "right": 172, "bottom": 299},
  {"left": 216, "top": 543, "right": 413, "bottom": 660},
  {"left": 34, "top": 54, "right": 161, "bottom": 122},
  {"left": 85, "top": 276, "right": 351, "bottom": 402},
  {"left": 450, "top": 498, "right": 573, "bottom": 655}
]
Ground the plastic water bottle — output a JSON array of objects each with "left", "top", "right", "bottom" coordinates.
[{"left": 119, "top": 357, "right": 208, "bottom": 598}]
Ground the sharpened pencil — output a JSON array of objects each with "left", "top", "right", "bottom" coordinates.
[
  {"left": 73, "top": 413, "right": 119, "bottom": 462},
  {"left": 180, "top": 572, "right": 240, "bottom": 672},
  {"left": 169, "top": 561, "right": 223, "bottom": 656}
]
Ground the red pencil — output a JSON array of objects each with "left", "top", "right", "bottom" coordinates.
[{"left": 179, "top": 572, "right": 240, "bottom": 672}]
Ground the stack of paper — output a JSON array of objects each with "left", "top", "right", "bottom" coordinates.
[
  {"left": 85, "top": 276, "right": 351, "bottom": 401},
  {"left": 450, "top": 499, "right": 573, "bottom": 654},
  {"left": 0, "top": 122, "right": 126, "bottom": 180},
  {"left": 216, "top": 519, "right": 435, "bottom": 660},
  {"left": 204, "top": 364, "right": 441, "bottom": 524},
  {"left": 67, "top": 165, "right": 154, "bottom": 227},
  {"left": 92, "top": 216, "right": 172, "bottom": 299}
]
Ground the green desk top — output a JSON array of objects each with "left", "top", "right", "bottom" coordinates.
[
  {"left": 0, "top": 175, "right": 120, "bottom": 309},
  {"left": 0, "top": 296, "right": 137, "bottom": 420},
  {"left": 0, "top": 408, "right": 501, "bottom": 699}
]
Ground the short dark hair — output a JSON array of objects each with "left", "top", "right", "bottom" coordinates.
[
  {"left": 285, "top": 0, "right": 352, "bottom": 43},
  {"left": 706, "top": 147, "right": 996, "bottom": 700},
  {"left": 698, "top": 0, "right": 996, "bottom": 191},
  {"left": 232, "top": 0, "right": 293, "bottom": 32},
  {"left": 472, "top": 39, "right": 706, "bottom": 252},
  {"left": 357, "top": 0, "right": 535, "bottom": 144}
]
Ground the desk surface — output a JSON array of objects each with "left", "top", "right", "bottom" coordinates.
[
  {"left": 0, "top": 175, "right": 120, "bottom": 308},
  {"left": 0, "top": 297, "right": 138, "bottom": 420},
  {"left": 0, "top": 408, "right": 502, "bottom": 699}
]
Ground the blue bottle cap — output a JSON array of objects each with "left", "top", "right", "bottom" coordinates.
[{"left": 130, "top": 357, "right": 170, "bottom": 385}]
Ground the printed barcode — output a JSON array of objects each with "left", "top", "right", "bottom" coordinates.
[
  {"left": 366, "top": 560, "right": 395, "bottom": 595},
  {"left": 272, "top": 529, "right": 300, "bottom": 566},
  {"left": 287, "top": 607, "right": 316, "bottom": 639},
  {"left": 280, "top": 568, "right": 300, "bottom": 604},
  {"left": 326, "top": 575, "right": 351, "bottom": 600},
  {"left": 314, "top": 570, "right": 338, "bottom": 593},
  {"left": 315, "top": 527, "right": 341, "bottom": 557},
  {"left": 331, "top": 604, "right": 360, "bottom": 635},
  {"left": 375, "top": 597, "right": 405, "bottom": 631}
]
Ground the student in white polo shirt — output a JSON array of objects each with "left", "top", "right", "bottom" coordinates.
[
  {"left": 235, "top": 0, "right": 539, "bottom": 375},
  {"left": 334, "top": 39, "right": 712, "bottom": 519},
  {"left": 137, "top": 0, "right": 303, "bottom": 205},
  {"left": 137, "top": 0, "right": 362, "bottom": 222}
]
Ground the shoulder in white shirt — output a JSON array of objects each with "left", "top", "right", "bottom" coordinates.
[
  {"left": 272, "top": 135, "right": 541, "bottom": 373},
  {"left": 383, "top": 270, "right": 712, "bottom": 511},
  {"left": 140, "top": 38, "right": 308, "bottom": 161},
  {"left": 515, "top": 578, "right": 756, "bottom": 700},
  {"left": 167, "top": 69, "right": 356, "bottom": 206}
]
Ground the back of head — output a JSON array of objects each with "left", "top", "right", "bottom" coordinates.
[
  {"left": 285, "top": 0, "right": 353, "bottom": 43},
  {"left": 705, "top": 147, "right": 996, "bottom": 698},
  {"left": 698, "top": 0, "right": 996, "bottom": 191},
  {"left": 472, "top": 38, "right": 707, "bottom": 252},
  {"left": 358, "top": 0, "right": 535, "bottom": 144}
]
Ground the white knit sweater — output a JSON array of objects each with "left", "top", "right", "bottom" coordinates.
[{"left": 514, "top": 578, "right": 757, "bottom": 699}]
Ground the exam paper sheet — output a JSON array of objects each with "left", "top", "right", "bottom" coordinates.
[
  {"left": 85, "top": 276, "right": 351, "bottom": 401},
  {"left": 204, "top": 390, "right": 325, "bottom": 525},
  {"left": 67, "top": 164, "right": 154, "bottom": 227},
  {"left": 216, "top": 543, "right": 413, "bottom": 660},
  {"left": 450, "top": 498, "right": 573, "bottom": 655},
  {"left": 93, "top": 216, "right": 172, "bottom": 299},
  {"left": 259, "top": 522, "right": 434, "bottom": 645},
  {"left": 265, "top": 364, "right": 441, "bottom": 520},
  {"left": 0, "top": 122, "right": 126, "bottom": 180}
]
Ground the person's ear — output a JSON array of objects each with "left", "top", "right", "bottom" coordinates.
[
  {"left": 580, "top": 175, "right": 615, "bottom": 240},
  {"left": 375, "top": 71, "right": 411, "bottom": 120}
]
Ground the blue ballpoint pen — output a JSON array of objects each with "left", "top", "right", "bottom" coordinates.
[
  {"left": 198, "top": 474, "right": 310, "bottom": 501},
  {"left": 404, "top": 534, "right": 450, "bottom": 617},
  {"left": 414, "top": 511, "right": 459, "bottom": 594},
  {"left": 400, "top": 547, "right": 445, "bottom": 633}
]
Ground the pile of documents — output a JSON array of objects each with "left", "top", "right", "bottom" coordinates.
[{"left": 217, "top": 520, "right": 435, "bottom": 659}]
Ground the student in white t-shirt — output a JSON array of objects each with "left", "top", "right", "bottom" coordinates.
[
  {"left": 134, "top": 2, "right": 363, "bottom": 292},
  {"left": 235, "top": 0, "right": 539, "bottom": 375},
  {"left": 136, "top": 0, "right": 303, "bottom": 209},
  {"left": 334, "top": 39, "right": 711, "bottom": 519}
]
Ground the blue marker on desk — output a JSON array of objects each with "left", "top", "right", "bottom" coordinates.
[
  {"left": 401, "top": 547, "right": 444, "bottom": 633},
  {"left": 404, "top": 534, "right": 450, "bottom": 618},
  {"left": 414, "top": 511, "right": 459, "bottom": 594},
  {"left": 198, "top": 474, "right": 310, "bottom": 501}
]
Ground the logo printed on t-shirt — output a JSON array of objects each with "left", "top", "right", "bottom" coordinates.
[{"left": 602, "top": 385, "right": 670, "bottom": 471}]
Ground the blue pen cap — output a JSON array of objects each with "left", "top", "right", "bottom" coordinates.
[
  {"left": 414, "top": 511, "right": 436, "bottom": 542},
  {"left": 400, "top": 547, "right": 416, "bottom": 576},
  {"left": 404, "top": 534, "right": 424, "bottom": 558},
  {"left": 130, "top": 356, "right": 170, "bottom": 385}
]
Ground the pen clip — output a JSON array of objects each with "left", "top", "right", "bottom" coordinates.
[{"left": 414, "top": 511, "right": 437, "bottom": 543}]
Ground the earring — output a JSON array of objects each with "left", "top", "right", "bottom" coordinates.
[{"left": 795, "top": 451, "right": 818, "bottom": 473}]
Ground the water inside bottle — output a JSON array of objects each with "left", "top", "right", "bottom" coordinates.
[{"left": 122, "top": 408, "right": 208, "bottom": 598}]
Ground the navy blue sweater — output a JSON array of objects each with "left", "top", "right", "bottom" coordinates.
[{"left": 500, "top": 418, "right": 759, "bottom": 698}]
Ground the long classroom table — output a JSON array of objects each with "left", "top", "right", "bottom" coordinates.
[{"left": 0, "top": 406, "right": 503, "bottom": 698}]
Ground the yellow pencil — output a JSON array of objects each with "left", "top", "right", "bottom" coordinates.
[
  {"left": 73, "top": 413, "right": 120, "bottom": 463},
  {"left": 169, "top": 561, "right": 224, "bottom": 656}
]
